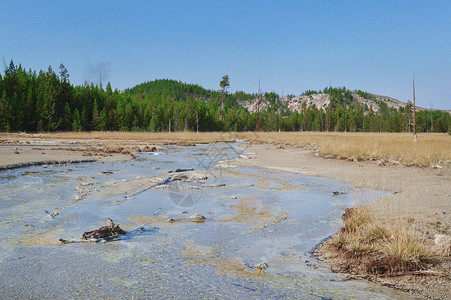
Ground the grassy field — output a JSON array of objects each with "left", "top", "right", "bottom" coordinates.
[
  {"left": 243, "top": 132, "right": 451, "bottom": 166},
  {"left": 8, "top": 131, "right": 449, "bottom": 166}
]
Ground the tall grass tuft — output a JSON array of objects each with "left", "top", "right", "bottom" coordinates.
[
  {"left": 384, "top": 230, "right": 434, "bottom": 262},
  {"left": 334, "top": 190, "right": 435, "bottom": 265}
]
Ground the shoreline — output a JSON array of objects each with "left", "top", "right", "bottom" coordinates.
[
  {"left": 0, "top": 139, "right": 138, "bottom": 170},
  {"left": 0, "top": 159, "right": 98, "bottom": 171},
  {"left": 233, "top": 142, "right": 450, "bottom": 299},
  {"left": 1, "top": 135, "right": 449, "bottom": 298}
]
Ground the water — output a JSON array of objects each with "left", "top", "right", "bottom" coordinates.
[{"left": 0, "top": 143, "right": 406, "bottom": 299}]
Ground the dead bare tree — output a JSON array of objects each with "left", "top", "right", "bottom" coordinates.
[{"left": 413, "top": 74, "right": 417, "bottom": 141}]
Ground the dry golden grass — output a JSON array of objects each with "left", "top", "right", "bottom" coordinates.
[
  {"left": 383, "top": 229, "right": 434, "bottom": 262},
  {"left": 3, "top": 131, "right": 450, "bottom": 166},
  {"left": 240, "top": 132, "right": 451, "bottom": 166},
  {"left": 334, "top": 191, "right": 435, "bottom": 264},
  {"left": 30, "top": 131, "right": 237, "bottom": 144}
]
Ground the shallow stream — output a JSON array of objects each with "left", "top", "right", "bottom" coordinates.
[{"left": 0, "top": 143, "right": 406, "bottom": 299}]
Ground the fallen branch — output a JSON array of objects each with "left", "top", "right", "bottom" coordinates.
[
  {"left": 378, "top": 270, "right": 450, "bottom": 279},
  {"left": 59, "top": 237, "right": 118, "bottom": 244},
  {"left": 124, "top": 177, "right": 172, "bottom": 198},
  {"left": 348, "top": 270, "right": 450, "bottom": 280}
]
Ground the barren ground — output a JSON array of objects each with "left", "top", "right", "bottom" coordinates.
[{"left": 0, "top": 134, "right": 449, "bottom": 298}]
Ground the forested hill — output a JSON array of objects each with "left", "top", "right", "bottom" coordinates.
[
  {"left": 124, "top": 79, "right": 256, "bottom": 109},
  {"left": 124, "top": 79, "right": 209, "bottom": 101},
  {"left": 0, "top": 61, "right": 450, "bottom": 133}
]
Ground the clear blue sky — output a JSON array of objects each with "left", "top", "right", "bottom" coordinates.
[{"left": 1, "top": 1, "right": 450, "bottom": 109}]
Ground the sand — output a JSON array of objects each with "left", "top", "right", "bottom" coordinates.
[{"left": 0, "top": 135, "right": 449, "bottom": 298}]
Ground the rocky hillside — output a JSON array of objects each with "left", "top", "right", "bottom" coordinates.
[{"left": 241, "top": 93, "right": 424, "bottom": 113}]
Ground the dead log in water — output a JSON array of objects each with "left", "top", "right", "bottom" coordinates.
[
  {"left": 59, "top": 218, "right": 126, "bottom": 244},
  {"left": 81, "top": 218, "right": 126, "bottom": 240}
]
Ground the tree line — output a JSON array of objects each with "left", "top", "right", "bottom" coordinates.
[{"left": 0, "top": 61, "right": 449, "bottom": 133}]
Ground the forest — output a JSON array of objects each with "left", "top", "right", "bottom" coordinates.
[{"left": 0, "top": 61, "right": 450, "bottom": 133}]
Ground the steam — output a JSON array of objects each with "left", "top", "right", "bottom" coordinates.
[{"left": 85, "top": 62, "right": 111, "bottom": 86}]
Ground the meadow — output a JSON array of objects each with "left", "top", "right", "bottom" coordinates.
[{"left": 18, "top": 131, "right": 451, "bottom": 166}]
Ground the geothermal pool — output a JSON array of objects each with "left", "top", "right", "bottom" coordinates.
[{"left": 0, "top": 143, "right": 405, "bottom": 299}]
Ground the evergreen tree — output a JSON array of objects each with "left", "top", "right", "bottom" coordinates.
[
  {"left": 72, "top": 108, "right": 82, "bottom": 131},
  {"left": 61, "top": 102, "right": 72, "bottom": 131},
  {"left": 0, "top": 90, "right": 11, "bottom": 131}
]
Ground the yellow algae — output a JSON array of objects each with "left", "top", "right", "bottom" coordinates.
[
  {"left": 234, "top": 197, "right": 272, "bottom": 223},
  {"left": 214, "top": 214, "right": 237, "bottom": 222},
  {"left": 191, "top": 257, "right": 254, "bottom": 279},
  {"left": 182, "top": 239, "right": 215, "bottom": 259},
  {"left": 211, "top": 258, "right": 253, "bottom": 278},
  {"left": 182, "top": 239, "right": 254, "bottom": 279},
  {"left": 212, "top": 197, "right": 272, "bottom": 223},
  {"left": 128, "top": 215, "right": 166, "bottom": 225},
  {"left": 20, "top": 227, "right": 65, "bottom": 245},
  {"left": 214, "top": 199, "right": 289, "bottom": 230}
]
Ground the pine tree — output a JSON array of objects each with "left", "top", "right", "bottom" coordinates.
[
  {"left": 72, "top": 108, "right": 82, "bottom": 131},
  {"left": 97, "top": 107, "right": 107, "bottom": 131},
  {"left": 62, "top": 102, "right": 72, "bottom": 131},
  {"left": 92, "top": 99, "right": 99, "bottom": 130},
  {"left": 0, "top": 90, "right": 11, "bottom": 131}
]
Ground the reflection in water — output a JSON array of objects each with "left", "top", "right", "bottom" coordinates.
[{"left": 0, "top": 143, "right": 405, "bottom": 299}]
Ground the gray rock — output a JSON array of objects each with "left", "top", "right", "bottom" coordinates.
[{"left": 187, "top": 213, "right": 206, "bottom": 222}]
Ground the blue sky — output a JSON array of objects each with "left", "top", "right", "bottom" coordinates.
[{"left": 1, "top": 1, "right": 450, "bottom": 109}]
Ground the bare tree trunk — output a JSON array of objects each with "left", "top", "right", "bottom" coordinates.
[{"left": 413, "top": 74, "right": 417, "bottom": 141}]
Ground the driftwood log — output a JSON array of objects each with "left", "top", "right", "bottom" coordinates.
[
  {"left": 81, "top": 218, "right": 126, "bottom": 239},
  {"left": 59, "top": 218, "right": 126, "bottom": 244}
]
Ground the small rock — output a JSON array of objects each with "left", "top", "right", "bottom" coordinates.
[
  {"left": 187, "top": 213, "right": 206, "bottom": 222},
  {"left": 256, "top": 263, "right": 268, "bottom": 269},
  {"left": 377, "top": 159, "right": 385, "bottom": 166},
  {"left": 433, "top": 164, "right": 443, "bottom": 169},
  {"left": 254, "top": 263, "right": 268, "bottom": 274},
  {"left": 230, "top": 196, "right": 237, "bottom": 199}
]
